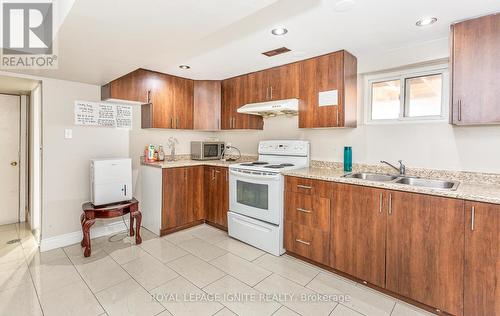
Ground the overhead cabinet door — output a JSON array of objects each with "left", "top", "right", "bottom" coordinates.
[{"left": 451, "top": 13, "right": 500, "bottom": 125}]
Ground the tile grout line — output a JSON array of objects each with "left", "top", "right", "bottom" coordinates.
[
  {"left": 20, "top": 228, "right": 46, "bottom": 316},
  {"left": 61, "top": 246, "right": 108, "bottom": 315},
  {"left": 101, "top": 242, "right": 169, "bottom": 314}
]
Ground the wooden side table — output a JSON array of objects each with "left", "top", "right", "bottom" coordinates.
[{"left": 80, "top": 198, "right": 142, "bottom": 257}]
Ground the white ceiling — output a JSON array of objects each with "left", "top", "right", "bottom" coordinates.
[{"left": 14, "top": 0, "right": 500, "bottom": 85}]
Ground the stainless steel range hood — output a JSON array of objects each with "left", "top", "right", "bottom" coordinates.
[{"left": 236, "top": 98, "right": 299, "bottom": 117}]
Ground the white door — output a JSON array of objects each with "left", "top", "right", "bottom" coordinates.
[{"left": 0, "top": 94, "right": 20, "bottom": 225}]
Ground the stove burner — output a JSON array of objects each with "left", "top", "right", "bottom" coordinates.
[
  {"left": 251, "top": 161, "right": 269, "bottom": 165},
  {"left": 264, "top": 165, "right": 285, "bottom": 169},
  {"left": 263, "top": 163, "right": 295, "bottom": 169}
]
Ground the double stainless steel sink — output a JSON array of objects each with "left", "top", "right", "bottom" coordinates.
[{"left": 343, "top": 172, "right": 460, "bottom": 190}]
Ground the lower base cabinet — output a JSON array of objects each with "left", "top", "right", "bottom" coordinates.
[
  {"left": 386, "top": 191, "right": 465, "bottom": 316},
  {"left": 464, "top": 201, "right": 500, "bottom": 316},
  {"left": 330, "top": 184, "right": 387, "bottom": 288},
  {"left": 162, "top": 166, "right": 204, "bottom": 232},
  {"left": 204, "top": 166, "right": 229, "bottom": 229},
  {"left": 284, "top": 176, "right": 497, "bottom": 316}
]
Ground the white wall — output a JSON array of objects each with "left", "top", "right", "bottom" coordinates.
[
  {"left": 215, "top": 115, "right": 500, "bottom": 173},
  {"left": 41, "top": 77, "right": 130, "bottom": 239},
  {"left": 29, "top": 84, "right": 42, "bottom": 237},
  {"left": 129, "top": 105, "right": 216, "bottom": 200}
]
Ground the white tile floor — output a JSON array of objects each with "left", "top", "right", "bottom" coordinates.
[{"left": 0, "top": 222, "right": 436, "bottom": 316}]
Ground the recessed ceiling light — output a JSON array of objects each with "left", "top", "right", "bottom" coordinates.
[
  {"left": 271, "top": 27, "right": 288, "bottom": 36},
  {"left": 179, "top": 65, "right": 190, "bottom": 69},
  {"left": 416, "top": 17, "right": 437, "bottom": 27}
]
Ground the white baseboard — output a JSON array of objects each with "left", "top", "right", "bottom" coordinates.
[{"left": 40, "top": 221, "right": 127, "bottom": 252}]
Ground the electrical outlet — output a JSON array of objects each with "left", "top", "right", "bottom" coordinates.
[{"left": 64, "top": 129, "right": 73, "bottom": 139}]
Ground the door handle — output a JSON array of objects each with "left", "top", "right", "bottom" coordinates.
[
  {"left": 297, "top": 184, "right": 312, "bottom": 189},
  {"left": 10, "top": 161, "right": 18, "bottom": 167},
  {"left": 379, "top": 193, "right": 383, "bottom": 213},
  {"left": 388, "top": 193, "right": 393, "bottom": 215},
  {"left": 295, "top": 239, "right": 311, "bottom": 246},
  {"left": 457, "top": 100, "right": 462, "bottom": 122},
  {"left": 471, "top": 206, "right": 475, "bottom": 231},
  {"left": 296, "top": 208, "right": 311, "bottom": 214}
]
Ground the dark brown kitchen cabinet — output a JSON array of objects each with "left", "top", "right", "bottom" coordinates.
[
  {"left": 451, "top": 13, "right": 500, "bottom": 125},
  {"left": 204, "top": 166, "right": 229, "bottom": 229},
  {"left": 193, "top": 80, "right": 221, "bottom": 130},
  {"left": 284, "top": 221, "right": 330, "bottom": 266},
  {"left": 221, "top": 75, "right": 263, "bottom": 130},
  {"left": 284, "top": 181, "right": 331, "bottom": 266},
  {"left": 101, "top": 68, "right": 151, "bottom": 103},
  {"left": 464, "top": 201, "right": 500, "bottom": 316},
  {"left": 386, "top": 191, "right": 465, "bottom": 316},
  {"left": 330, "top": 184, "right": 387, "bottom": 288},
  {"left": 247, "top": 63, "right": 299, "bottom": 103},
  {"left": 102, "top": 68, "right": 194, "bottom": 129},
  {"left": 143, "top": 73, "right": 194, "bottom": 129},
  {"left": 299, "top": 50, "right": 357, "bottom": 128},
  {"left": 161, "top": 166, "right": 204, "bottom": 233}
]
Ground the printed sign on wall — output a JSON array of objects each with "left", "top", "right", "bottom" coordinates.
[{"left": 74, "top": 101, "right": 132, "bottom": 129}]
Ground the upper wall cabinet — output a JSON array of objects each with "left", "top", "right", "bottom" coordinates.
[
  {"left": 102, "top": 69, "right": 198, "bottom": 129},
  {"left": 247, "top": 63, "right": 300, "bottom": 103},
  {"left": 141, "top": 72, "right": 194, "bottom": 129},
  {"left": 221, "top": 75, "right": 263, "bottom": 130},
  {"left": 101, "top": 68, "right": 151, "bottom": 103},
  {"left": 451, "top": 13, "right": 500, "bottom": 125},
  {"left": 193, "top": 80, "right": 221, "bottom": 130},
  {"left": 299, "top": 50, "right": 357, "bottom": 128}
]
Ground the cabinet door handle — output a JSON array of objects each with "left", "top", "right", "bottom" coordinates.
[
  {"left": 176, "top": 118, "right": 179, "bottom": 129},
  {"left": 217, "top": 118, "right": 220, "bottom": 129},
  {"left": 170, "top": 117, "right": 174, "bottom": 128},
  {"left": 233, "top": 118, "right": 236, "bottom": 128},
  {"left": 270, "top": 86, "right": 273, "bottom": 99},
  {"left": 296, "top": 208, "right": 311, "bottom": 214},
  {"left": 471, "top": 206, "right": 475, "bottom": 231},
  {"left": 297, "top": 184, "right": 312, "bottom": 189},
  {"left": 388, "top": 193, "right": 392, "bottom": 215},
  {"left": 147, "top": 90, "right": 151, "bottom": 103},
  {"left": 336, "top": 110, "right": 339, "bottom": 126},
  {"left": 212, "top": 170, "right": 215, "bottom": 180},
  {"left": 458, "top": 100, "right": 462, "bottom": 122},
  {"left": 295, "top": 239, "right": 311, "bottom": 246},
  {"left": 266, "top": 87, "right": 269, "bottom": 100},
  {"left": 379, "top": 193, "right": 383, "bottom": 213}
]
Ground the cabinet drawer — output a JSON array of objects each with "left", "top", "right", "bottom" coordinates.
[
  {"left": 285, "top": 192, "right": 330, "bottom": 231},
  {"left": 284, "top": 176, "right": 333, "bottom": 197},
  {"left": 284, "top": 221, "right": 330, "bottom": 266}
]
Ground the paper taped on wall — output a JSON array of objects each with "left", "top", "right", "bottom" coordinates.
[{"left": 74, "top": 101, "right": 132, "bottom": 129}]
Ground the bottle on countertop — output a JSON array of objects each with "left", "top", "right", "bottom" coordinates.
[
  {"left": 158, "top": 145, "right": 165, "bottom": 161},
  {"left": 143, "top": 146, "right": 149, "bottom": 162},
  {"left": 344, "top": 146, "right": 352, "bottom": 173},
  {"left": 148, "top": 144, "right": 155, "bottom": 161}
]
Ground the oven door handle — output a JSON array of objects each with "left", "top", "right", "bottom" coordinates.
[{"left": 229, "top": 169, "right": 281, "bottom": 181}]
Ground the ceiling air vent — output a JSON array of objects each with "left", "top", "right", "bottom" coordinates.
[{"left": 262, "top": 47, "right": 291, "bottom": 57}]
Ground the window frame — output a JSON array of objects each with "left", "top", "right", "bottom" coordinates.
[{"left": 364, "top": 63, "right": 449, "bottom": 124}]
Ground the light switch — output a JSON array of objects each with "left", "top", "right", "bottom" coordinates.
[{"left": 64, "top": 129, "right": 73, "bottom": 139}]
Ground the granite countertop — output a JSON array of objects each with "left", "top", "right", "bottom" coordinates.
[
  {"left": 283, "top": 167, "right": 500, "bottom": 205},
  {"left": 140, "top": 158, "right": 251, "bottom": 169}
]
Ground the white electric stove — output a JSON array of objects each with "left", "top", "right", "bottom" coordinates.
[{"left": 228, "top": 140, "right": 310, "bottom": 256}]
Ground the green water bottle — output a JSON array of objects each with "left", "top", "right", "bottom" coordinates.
[{"left": 344, "top": 146, "right": 352, "bottom": 172}]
